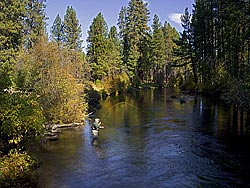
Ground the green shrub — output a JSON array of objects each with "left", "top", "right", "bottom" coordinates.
[
  {"left": 0, "top": 92, "right": 44, "bottom": 154},
  {"left": 0, "top": 149, "right": 38, "bottom": 188}
]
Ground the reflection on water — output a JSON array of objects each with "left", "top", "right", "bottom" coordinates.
[{"left": 34, "top": 89, "right": 250, "bottom": 188}]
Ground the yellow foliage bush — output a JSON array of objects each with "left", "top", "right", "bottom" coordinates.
[
  {"left": 0, "top": 149, "right": 38, "bottom": 188},
  {"left": 95, "top": 72, "right": 130, "bottom": 95},
  {"left": 16, "top": 37, "right": 88, "bottom": 124}
]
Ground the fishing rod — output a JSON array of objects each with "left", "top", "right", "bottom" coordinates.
[{"left": 100, "top": 101, "right": 146, "bottom": 120}]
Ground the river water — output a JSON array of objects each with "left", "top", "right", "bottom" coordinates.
[{"left": 33, "top": 89, "right": 250, "bottom": 188}]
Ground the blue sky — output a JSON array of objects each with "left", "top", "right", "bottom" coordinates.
[{"left": 46, "top": 0, "right": 194, "bottom": 48}]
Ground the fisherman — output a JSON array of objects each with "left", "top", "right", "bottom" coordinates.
[{"left": 92, "top": 118, "right": 104, "bottom": 130}]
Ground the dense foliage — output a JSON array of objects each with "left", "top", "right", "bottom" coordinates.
[
  {"left": 16, "top": 37, "right": 87, "bottom": 123},
  {"left": 0, "top": 149, "right": 38, "bottom": 188},
  {"left": 175, "top": 0, "right": 250, "bottom": 108},
  {"left": 0, "top": 92, "right": 44, "bottom": 154},
  {"left": 0, "top": 0, "right": 46, "bottom": 151},
  {"left": 0, "top": 1, "right": 87, "bottom": 185}
]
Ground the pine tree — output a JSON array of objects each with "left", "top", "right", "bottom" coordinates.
[
  {"left": 107, "top": 26, "right": 123, "bottom": 77},
  {"left": 63, "top": 6, "right": 83, "bottom": 51},
  {"left": 138, "top": 31, "right": 151, "bottom": 83},
  {"left": 191, "top": 0, "right": 210, "bottom": 84},
  {"left": 118, "top": 6, "right": 127, "bottom": 40},
  {"left": 183, "top": 7, "right": 197, "bottom": 86},
  {"left": 118, "top": 6, "right": 129, "bottom": 66},
  {"left": 0, "top": 0, "right": 26, "bottom": 89},
  {"left": 22, "top": 0, "right": 46, "bottom": 49},
  {"left": 174, "top": 7, "right": 198, "bottom": 88},
  {"left": 50, "top": 14, "right": 64, "bottom": 47},
  {"left": 162, "top": 21, "right": 180, "bottom": 84},
  {"left": 151, "top": 14, "right": 166, "bottom": 87},
  {"left": 162, "top": 21, "right": 179, "bottom": 63},
  {"left": 124, "top": 0, "right": 150, "bottom": 83},
  {"left": 87, "top": 12, "right": 109, "bottom": 80}
]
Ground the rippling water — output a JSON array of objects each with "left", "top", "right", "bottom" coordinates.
[{"left": 33, "top": 89, "right": 250, "bottom": 188}]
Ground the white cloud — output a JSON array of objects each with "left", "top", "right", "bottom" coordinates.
[{"left": 168, "top": 13, "right": 182, "bottom": 24}]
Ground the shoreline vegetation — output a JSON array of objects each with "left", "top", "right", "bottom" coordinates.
[{"left": 1, "top": 0, "right": 250, "bottom": 187}]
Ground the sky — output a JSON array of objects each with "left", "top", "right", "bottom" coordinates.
[{"left": 45, "top": 0, "right": 195, "bottom": 49}]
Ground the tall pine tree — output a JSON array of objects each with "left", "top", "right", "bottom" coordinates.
[
  {"left": 87, "top": 12, "right": 109, "bottom": 80},
  {"left": 175, "top": 7, "right": 198, "bottom": 87},
  {"left": 107, "top": 26, "right": 123, "bottom": 77},
  {"left": 0, "top": 0, "right": 25, "bottom": 89},
  {"left": 162, "top": 21, "right": 179, "bottom": 84},
  {"left": 118, "top": 6, "right": 129, "bottom": 66},
  {"left": 119, "top": 0, "right": 150, "bottom": 84},
  {"left": 151, "top": 14, "right": 166, "bottom": 87},
  {"left": 63, "top": 6, "right": 82, "bottom": 51},
  {"left": 23, "top": 0, "right": 46, "bottom": 49},
  {"left": 50, "top": 14, "right": 64, "bottom": 47}
]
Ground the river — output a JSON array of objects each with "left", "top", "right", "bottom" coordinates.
[{"left": 33, "top": 88, "right": 250, "bottom": 188}]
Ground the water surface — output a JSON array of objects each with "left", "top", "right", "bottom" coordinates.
[{"left": 34, "top": 89, "right": 250, "bottom": 188}]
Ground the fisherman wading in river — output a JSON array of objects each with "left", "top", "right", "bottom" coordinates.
[{"left": 91, "top": 118, "right": 104, "bottom": 137}]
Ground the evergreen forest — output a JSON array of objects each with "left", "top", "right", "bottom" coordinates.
[{"left": 0, "top": 0, "right": 250, "bottom": 186}]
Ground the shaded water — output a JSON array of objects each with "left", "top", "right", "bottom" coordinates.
[{"left": 33, "top": 89, "right": 250, "bottom": 188}]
